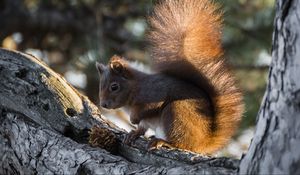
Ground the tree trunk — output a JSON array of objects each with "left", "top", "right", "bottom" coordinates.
[
  {"left": 239, "top": 0, "right": 300, "bottom": 174},
  {"left": 0, "top": 48, "right": 238, "bottom": 174}
]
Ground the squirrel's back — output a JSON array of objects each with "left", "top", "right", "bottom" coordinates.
[{"left": 148, "top": 0, "right": 244, "bottom": 153}]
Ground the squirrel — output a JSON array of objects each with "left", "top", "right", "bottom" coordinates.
[{"left": 95, "top": 0, "right": 244, "bottom": 154}]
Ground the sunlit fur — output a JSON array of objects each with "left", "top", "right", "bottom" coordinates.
[
  {"left": 147, "top": 0, "right": 244, "bottom": 153},
  {"left": 96, "top": 0, "right": 244, "bottom": 154}
]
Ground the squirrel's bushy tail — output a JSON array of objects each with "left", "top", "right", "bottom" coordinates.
[{"left": 148, "top": 0, "right": 244, "bottom": 152}]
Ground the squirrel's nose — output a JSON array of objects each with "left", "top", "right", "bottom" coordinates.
[{"left": 100, "top": 102, "right": 108, "bottom": 108}]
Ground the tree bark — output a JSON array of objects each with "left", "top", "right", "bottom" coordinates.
[
  {"left": 0, "top": 48, "right": 238, "bottom": 174},
  {"left": 239, "top": 0, "right": 300, "bottom": 174}
]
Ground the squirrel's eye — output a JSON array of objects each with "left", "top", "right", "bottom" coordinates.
[{"left": 109, "top": 82, "right": 120, "bottom": 92}]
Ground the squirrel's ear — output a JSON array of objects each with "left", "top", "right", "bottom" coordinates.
[
  {"left": 110, "top": 60, "right": 124, "bottom": 75},
  {"left": 110, "top": 55, "right": 123, "bottom": 62},
  {"left": 96, "top": 62, "right": 105, "bottom": 75},
  {"left": 110, "top": 59, "right": 132, "bottom": 79}
]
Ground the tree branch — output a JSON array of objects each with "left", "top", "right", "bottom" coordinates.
[{"left": 0, "top": 48, "right": 238, "bottom": 174}]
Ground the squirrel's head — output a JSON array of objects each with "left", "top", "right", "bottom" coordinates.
[{"left": 96, "top": 55, "right": 134, "bottom": 109}]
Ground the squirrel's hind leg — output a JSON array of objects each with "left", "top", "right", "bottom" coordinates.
[
  {"left": 147, "top": 102, "right": 177, "bottom": 151},
  {"left": 147, "top": 138, "right": 176, "bottom": 150}
]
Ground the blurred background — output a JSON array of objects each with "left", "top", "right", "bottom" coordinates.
[{"left": 0, "top": 0, "right": 275, "bottom": 158}]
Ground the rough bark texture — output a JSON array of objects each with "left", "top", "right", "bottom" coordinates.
[
  {"left": 0, "top": 48, "right": 238, "bottom": 174},
  {"left": 239, "top": 0, "right": 300, "bottom": 174}
]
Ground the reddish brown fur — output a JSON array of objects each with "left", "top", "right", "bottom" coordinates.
[
  {"left": 147, "top": 0, "right": 244, "bottom": 154},
  {"left": 97, "top": 0, "right": 244, "bottom": 155}
]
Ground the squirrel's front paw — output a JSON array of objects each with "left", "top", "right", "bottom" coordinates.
[
  {"left": 147, "top": 138, "right": 174, "bottom": 151},
  {"left": 124, "top": 130, "right": 141, "bottom": 145}
]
